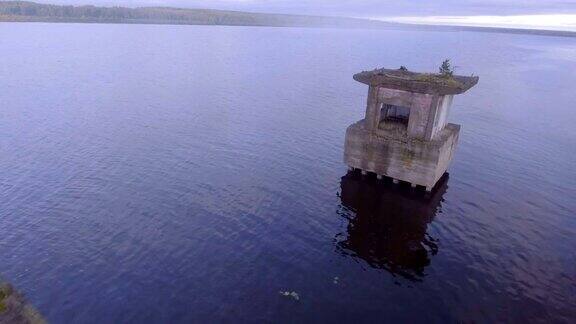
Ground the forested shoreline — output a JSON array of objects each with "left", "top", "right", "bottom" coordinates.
[
  {"left": 1, "top": 1, "right": 574, "bottom": 38},
  {"left": 0, "top": 1, "right": 389, "bottom": 27}
]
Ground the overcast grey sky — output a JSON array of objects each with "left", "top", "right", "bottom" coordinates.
[{"left": 32, "top": 0, "right": 576, "bottom": 17}]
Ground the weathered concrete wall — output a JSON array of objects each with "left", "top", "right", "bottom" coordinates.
[
  {"left": 344, "top": 120, "right": 460, "bottom": 190},
  {"left": 377, "top": 88, "right": 415, "bottom": 108},
  {"left": 364, "top": 86, "right": 380, "bottom": 131},
  {"left": 369, "top": 87, "right": 456, "bottom": 142},
  {"left": 407, "top": 93, "right": 434, "bottom": 140},
  {"left": 372, "top": 87, "right": 439, "bottom": 140},
  {"left": 434, "top": 123, "right": 459, "bottom": 182},
  {"left": 429, "top": 95, "right": 453, "bottom": 140}
]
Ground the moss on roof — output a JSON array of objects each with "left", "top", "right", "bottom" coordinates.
[{"left": 353, "top": 67, "right": 479, "bottom": 95}]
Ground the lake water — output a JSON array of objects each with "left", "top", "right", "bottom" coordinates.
[{"left": 0, "top": 23, "right": 575, "bottom": 323}]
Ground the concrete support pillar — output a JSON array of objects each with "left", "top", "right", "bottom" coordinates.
[
  {"left": 364, "top": 86, "right": 381, "bottom": 132},
  {"left": 423, "top": 95, "right": 441, "bottom": 141}
]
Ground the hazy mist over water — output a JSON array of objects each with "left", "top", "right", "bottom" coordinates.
[
  {"left": 0, "top": 23, "right": 575, "bottom": 322},
  {"left": 379, "top": 14, "right": 576, "bottom": 32}
]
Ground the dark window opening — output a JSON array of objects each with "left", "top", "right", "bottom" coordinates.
[{"left": 381, "top": 104, "right": 410, "bottom": 125}]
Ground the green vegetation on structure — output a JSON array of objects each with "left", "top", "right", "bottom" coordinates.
[
  {"left": 415, "top": 73, "right": 461, "bottom": 88},
  {"left": 439, "top": 59, "right": 454, "bottom": 78},
  {"left": 411, "top": 59, "right": 460, "bottom": 87}
]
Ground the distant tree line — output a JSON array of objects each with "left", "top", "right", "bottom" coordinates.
[
  {"left": 0, "top": 1, "right": 261, "bottom": 25},
  {"left": 2, "top": 1, "right": 574, "bottom": 37},
  {"left": 0, "top": 0, "right": 388, "bottom": 27}
]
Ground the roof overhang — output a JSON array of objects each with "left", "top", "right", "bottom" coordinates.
[{"left": 353, "top": 68, "right": 479, "bottom": 96}]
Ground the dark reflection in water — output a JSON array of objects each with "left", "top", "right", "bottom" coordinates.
[{"left": 337, "top": 171, "right": 449, "bottom": 281}]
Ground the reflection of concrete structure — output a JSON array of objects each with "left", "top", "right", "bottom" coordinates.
[
  {"left": 344, "top": 68, "right": 478, "bottom": 191},
  {"left": 337, "top": 171, "right": 449, "bottom": 281}
]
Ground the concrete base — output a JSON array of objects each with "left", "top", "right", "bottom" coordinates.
[{"left": 344, "top": 119, "right": 460, "bottom": 190}]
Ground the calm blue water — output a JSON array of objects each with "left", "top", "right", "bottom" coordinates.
[{"left": 0, "top": 23, "right": 575, "bottom": 323}]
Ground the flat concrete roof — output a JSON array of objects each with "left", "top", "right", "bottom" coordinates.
[{"left": 354, "top": 68, "right": 479, "bottom": 95}]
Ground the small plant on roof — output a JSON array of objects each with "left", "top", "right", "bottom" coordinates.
[
  {"left": 439, "top": 59, "right": 453, "bottom": 78},
  {"left": 399, "top": 66, "right": 408, "bottom": 71}
]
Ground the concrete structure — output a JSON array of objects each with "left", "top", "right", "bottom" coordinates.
[{"left": 344, "top": 67, "right": 478, "bottom": 191}]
